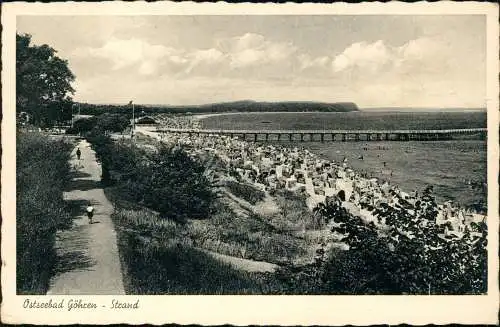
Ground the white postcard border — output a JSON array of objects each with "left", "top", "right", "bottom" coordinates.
[{"left": 2, "top": 2, "right": 499, "bottom": 325}]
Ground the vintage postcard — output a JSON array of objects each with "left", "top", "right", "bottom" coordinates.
[{"left": 2, "top": 1, "right": 499, "bottom": 325}]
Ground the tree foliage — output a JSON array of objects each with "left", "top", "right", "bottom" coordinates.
[
  {"left": 16, "top": 33, "right": 75, "bottom": 126},
  {"left": 74, "top": 101, "right": 359, "bottom": 116},
  {"left": 67, "top": 114, "right": 129, "bottom": 135},
  {"left": 94, "top": 113, "right": 130, "bottom": 134},
  {"left": 278, "top": 187, "right": 487, "bottom": 294},
  {"left": 68, "top": 117, "right": 98, "bottom": 134}
]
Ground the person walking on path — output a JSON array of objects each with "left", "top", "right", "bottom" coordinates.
[
  {"left": 47, "top": 139, "right": 125, "bottom": 295},
  {"left": 86, "top": 202, "right": 94, "bottom": 224},
  {"left": 76, "top": 147, "right": 81, "bottom": 160}
]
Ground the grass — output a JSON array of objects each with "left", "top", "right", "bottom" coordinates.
[
  {"left": 100, "top": 134, "right": 331, "bottom": 294},
  {"left": 111, "top": 207, "right": 277, "bottom": 294},
  {"left": 16, "top": 131, "right": 73, "bottom": 294},
  {"left": 225, "top": 180, "right": 266, "bottom": 205},
  {"left": 106, "top": 181, "right": 321, "bottom": 294},
  {"left": 271, "top": 189, "right": 323, "bottom": 230}
]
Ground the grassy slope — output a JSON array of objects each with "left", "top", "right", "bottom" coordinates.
[
  {"left": 101, "top": 134, "right": 329, "bottom": 294},
  {"left": 16, "top": 132, "right": 74, "bottom": 294},
  {"left": 105, "top": 180, "right": 324, "bottom": 294},
  {"left": 108, "top": 198, "right": 275, "bottom": 294}
]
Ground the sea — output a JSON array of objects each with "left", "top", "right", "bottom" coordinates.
[{"left": 200, "top": 111, "right": 487, "bottom": 211}]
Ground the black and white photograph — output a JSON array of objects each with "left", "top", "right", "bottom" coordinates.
[{"left": 2, "top": 2, "right": 499, "bottom": 325}]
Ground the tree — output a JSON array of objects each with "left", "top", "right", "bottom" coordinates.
[
  {"left": 68, "top": 117, "right": 98, "bottom": 135},
  {"left": 94, "top": 113, "right": 130, "bottom": 134},
  {"left": 16, "top": 33, "right": 75, "bottom": 126},
  {"left": 67, "top": 114, "right": 129, "bottom": 135}
]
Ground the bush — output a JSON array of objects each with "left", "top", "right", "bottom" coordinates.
[
  {"left": 86, "top": 132, "right": 114, "bottom": 183},
  {"left": 16, "top": 132, "right": 72, "bottom": 294},
  {"left": 88, "top": 134, "right": 215, "bottom": 223},
  {"left": 136, "top": 146, "right": 216, "bottom": 222},
  {"left": 226, "top": 180, "right": 265, "bottom": 205}
]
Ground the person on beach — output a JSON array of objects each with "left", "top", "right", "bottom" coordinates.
[
  {"left": 337, "top": 190, "right": 346, "bottom": 202},
  {"left": 76, "top": 148, "right": 81, "bottom": 160},
  {"left": 86, "top": 202, "right": 94, "bottom": 224}
]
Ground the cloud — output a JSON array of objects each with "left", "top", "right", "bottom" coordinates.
[
  {"left": 221, "top": 33, "right": 298, "bottom": 69},
  {"left": 73, "top": 37, "right": 185, "bottom": 76},
  {"left": 330, "top": 36, "right": 469, "bottom": 78},
  {"left": 18, "top": 15, "right": 486, "bottom": 108},
  {"left": 73, "top": 33, "right": 300, "bottom": 78},
  {"left": 70, "top": 32, "right": 484, "bottom": 108},
  {"left": 332, "top": 40, "right": 394, "bottom": 73},
  {"left": 298, "top": 54, "right": 330, "bottom": 70},
  {"left": 185, "top": 48, "right": 226, "bottom": 74}
]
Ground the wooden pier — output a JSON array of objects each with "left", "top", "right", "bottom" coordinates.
[{"left": 155, "top": 128, "right": 487, "bottom": 142}]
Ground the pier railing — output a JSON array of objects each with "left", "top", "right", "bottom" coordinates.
[{"left": 155, "top": 127, "right": 487, "bottom": 142}]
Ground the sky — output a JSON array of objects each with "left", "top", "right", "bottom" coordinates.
[{"left": 17, "top": 15, "right": 486, "bottom": 108}]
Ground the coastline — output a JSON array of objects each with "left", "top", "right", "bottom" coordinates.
[
  {"left": 191, "top": 111, "right": 486, "bottom": 211},
  {"left": 137, "top": 125, "right": 486, "bottom": 228}
]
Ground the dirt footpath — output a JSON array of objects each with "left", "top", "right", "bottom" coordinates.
[{"left": 47, "top": 139, "right": 125, "bottom": 295}]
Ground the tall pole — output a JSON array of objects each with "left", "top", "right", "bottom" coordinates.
[{"left": 132, "top": 102, "right": 135, "bottom": 138}]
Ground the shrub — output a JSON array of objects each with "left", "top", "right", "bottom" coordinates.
[
  {"left": 136, "top": 146, "right": 216, "bottom": 222},
  {"left": 16, "top": 132, "right": 72, "bottom": 294},
  {"left": 86, "top": 132, "right": 114, "bottom": 184},
  {"left": 226, "top": 180, "right": 265, "bottom": 205},
  {"left": 88, "top": 135, "right": 215, "bottom": 223}
]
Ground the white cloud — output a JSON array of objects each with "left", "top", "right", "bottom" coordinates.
[
  {"left": 138, "top": 61, "right": 156, "bottom": 76},
  {"left": 19, "top": 15, "right": 486, "bottom": 108},
  {"left": 330, "top": 36, "right": 465, "bottom": 77},
  {"left": 232, "top": 33, "right": 266, "bottom": 52},
  {"left": 74, "top": 33, "right": 300, "bottom": 77},
  {"left": 73, "top": 37, "right": 185, "bottom": 75},
  {"left": 70, "top": 33, "right": 484, "bottom": 108},
  {"left": 221, "top": 33, "right": 298, "bottom": 69},
  {"left": 332, "top": 40, "right": 394, "bottom": 73},
  {"left": 185, "top": 48, "right": 226, "bottom": 74},
  {"left": 190, "top": 48, "right": 225, "bottom": 64}
]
